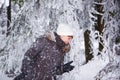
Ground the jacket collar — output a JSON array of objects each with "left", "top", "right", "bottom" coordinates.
[
  {"left": 54, "top": 32, "right": 66, "bottom": 49},
  {"left": 46, "top": 32, "right": 69, "bottom": 53}
]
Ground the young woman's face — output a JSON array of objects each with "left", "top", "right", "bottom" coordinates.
[{"left": 60, "top": 36, "right": 73, "bottom": 44}]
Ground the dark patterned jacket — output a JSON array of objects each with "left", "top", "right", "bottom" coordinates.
[{"left": 14, "top": 32, "right": 70, "bottom": 80}]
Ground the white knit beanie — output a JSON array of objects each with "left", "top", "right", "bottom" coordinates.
[{"left": 56, "top": 23, "right": 73, "bottom": 36}]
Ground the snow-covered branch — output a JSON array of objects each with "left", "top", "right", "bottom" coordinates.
[
  {"left": 93, "top": 2, "right": 106, "bottom": 5},
  {"left": 0, "top": 0, "right": 9, "bottom": 8}
]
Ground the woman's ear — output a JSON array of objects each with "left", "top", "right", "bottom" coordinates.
[{"left": 62, "top": 44, "right": 71, "bottom": 53}]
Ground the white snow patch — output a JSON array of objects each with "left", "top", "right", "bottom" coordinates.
[
  {"left": 0, "top": 71, "right": 13, "bottom": 80},
  {"left": 0, "top": 0, "right": 9, "bottom": 8},
  {"left": 61, "top": 57, "right": 109, "bottom": 80}
]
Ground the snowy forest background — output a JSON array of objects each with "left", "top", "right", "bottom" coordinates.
[{"left": 0, "top": 0, "right": 120, "bottom": 80}]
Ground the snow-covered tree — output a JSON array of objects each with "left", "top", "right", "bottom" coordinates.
[
  {"left": 95, "top": 0, "right": 120, "bottom": 79},
  {"left": 0, "top": 0, "right": 119, "bottom": 80}
]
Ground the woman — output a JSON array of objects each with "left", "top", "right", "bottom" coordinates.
[{"left": 14, "top": 23, "right": 74, "bottom": 80}]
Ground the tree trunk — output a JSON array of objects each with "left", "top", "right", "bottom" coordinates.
[
  {"left": 84, "top": 29, "right": 93, "bottom": 63},
  {"left": 95, "top": 0, "right": 104, "bottom": 55},
  {"left": 6, "top": 0, "right": 11, "bottom": 36}
]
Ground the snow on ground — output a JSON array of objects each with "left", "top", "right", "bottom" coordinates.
[
  {"left": 60, "top": 56, "right": 109, "bottom": 80},
  {"left": 0, "top": 56, "right": 108, "bottom": 80}
]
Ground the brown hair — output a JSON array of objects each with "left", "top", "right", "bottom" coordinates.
[{"left": 62, "top": 44, "right": 71, "bottom": 53}]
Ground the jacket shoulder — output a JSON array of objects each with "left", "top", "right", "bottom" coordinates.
[{"left": 35, "top": 36, "right": 49, "bottom": 43}]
